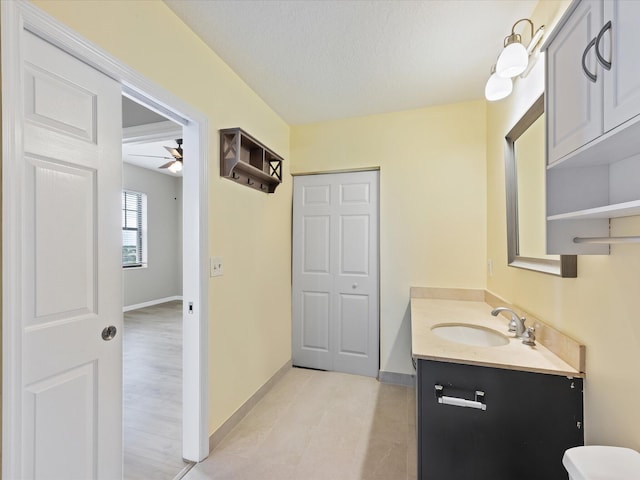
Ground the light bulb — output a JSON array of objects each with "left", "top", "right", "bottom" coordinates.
[
  {"left": 485, "top": 67, "right": 513, "bottom": 101},
  {"left": 496, "top": 41, "right": 528, "bottom": 78},
  {"left": 168, "top": 161, "right": 182, "bottom": 173}
]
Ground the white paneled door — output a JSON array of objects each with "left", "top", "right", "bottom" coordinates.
[
  {"left": 292, "top": 171, "right": 379, "bottom": 377},
  {"left": 6, "top": 30, "right": 123, "bottom": 478}
]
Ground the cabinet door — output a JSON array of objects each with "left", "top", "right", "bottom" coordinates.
[
  {"left": 603, "top": 0, "right": 640, "bottom": 131},
  {"left": 417, "top": 360, "right": 584, "bottom": 480},
  {"left": 547, "top": 0, "right": 603, "bottom": 164}
]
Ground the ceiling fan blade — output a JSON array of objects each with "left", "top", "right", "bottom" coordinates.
[
  {"left": 158, "top": 161, "right": 175, "bottom": 169},
  {"left": 164, "top": 146, "right": 183, "bottom": 159},
  {"left": 130, "top": 154, "right": 173, "bottom": 159}
]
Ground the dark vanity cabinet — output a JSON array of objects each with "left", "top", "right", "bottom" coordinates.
[{"left": 417, "top": 359, "right": 584, "bottom": 480}]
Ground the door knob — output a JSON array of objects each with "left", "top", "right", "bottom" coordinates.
[
  {"left": 352, "top": 283, "right": 358, "bottom": 289},
  {"left": 101, "top": 325, "right": 117, "bottom": 341}
]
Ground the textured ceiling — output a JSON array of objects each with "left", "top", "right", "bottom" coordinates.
[{"left": 164, "top": 0, "right": 538, "bottom": 125}]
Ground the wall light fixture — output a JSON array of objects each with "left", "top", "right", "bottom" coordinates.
[
  {"left": 485, "top": 64, "right": 513, "bottom": 101},
  {"left": 485, "top": 18, "right": 545, "bottom": 101}
]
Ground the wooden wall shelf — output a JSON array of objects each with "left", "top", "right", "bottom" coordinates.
[{"left": 220, "top": 128, "right": 283, "bottom": 193}]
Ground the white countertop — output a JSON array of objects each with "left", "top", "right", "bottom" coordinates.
[{"left": 411, "top": 297, "right": 583, "bottom": 377}]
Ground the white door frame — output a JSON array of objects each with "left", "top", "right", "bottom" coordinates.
[{"left": 1, "top": 0, "right": 210, "bottom": 470}]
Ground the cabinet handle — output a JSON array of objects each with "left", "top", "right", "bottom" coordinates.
[
  {"left": 582, "top": 37, "right": 598, "bottom": 83},
  {"left": 434, "top": 384, "right": 487, "bottom": 411},
  {"left": 595, "top": 21, "right": 612, "bottom": 71}
]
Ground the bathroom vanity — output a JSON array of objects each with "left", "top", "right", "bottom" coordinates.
[
  {"left": 411, "top": 288, "right": 585, "bottom": 480},
  {"left": 417, "top": 360, "right": 583, "bottom": 480}
]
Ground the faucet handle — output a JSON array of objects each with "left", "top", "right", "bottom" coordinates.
[{"left": 522, "top": 326, "right": 536, "bottom": 346}]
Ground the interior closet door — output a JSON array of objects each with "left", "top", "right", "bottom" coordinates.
[{"left": 292, "top": 171, "right": 379, "bottom": 377}]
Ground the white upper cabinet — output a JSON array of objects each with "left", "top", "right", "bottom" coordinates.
[
  {"left": 547, "top": 0, "right": 603, "bottom": 164},
  {"left": 602, "top": 0, "right": 640, "bottom": 131},
  {"left": 544, "top": 0, "right": 640, "bottom": 254},
  {"left": 547, "top": 0, "right": 640, "bottom": 166}
]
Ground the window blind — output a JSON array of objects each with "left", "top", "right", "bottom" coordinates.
[{"left": 122, "top": 190, "right": 144, "bottom": 267}]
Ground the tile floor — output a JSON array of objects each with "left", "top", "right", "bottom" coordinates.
[{"left": 184, "top": 367, "right": 417, "bottom": 480}]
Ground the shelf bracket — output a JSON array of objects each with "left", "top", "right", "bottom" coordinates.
[{"left": 573, "top": 236, "right": 640, "bottom": 244}]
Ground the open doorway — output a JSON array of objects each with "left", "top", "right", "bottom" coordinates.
[
  {"left": 120, "top": 84, "right": 210, "bottom": 465},
  {"left": 121, "top": 98, "right": 189, "bottom": 478}
]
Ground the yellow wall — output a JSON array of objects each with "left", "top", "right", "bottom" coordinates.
[
  {"left": 291, "top": 101, "right": 487, "bottom": 374},
  {"left": 487, "top": 0, "right": 640, "bottom": 449},
  {"left": 26, "top": 0, "right": 292, "bottom": 435}
]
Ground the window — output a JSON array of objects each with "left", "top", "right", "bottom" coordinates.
[{"left": 122, "top": 190, "right": 147, "bottom": 268}]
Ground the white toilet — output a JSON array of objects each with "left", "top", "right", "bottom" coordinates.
[{"left": 563, "top": 446, "right": 640, "bottom": 479}]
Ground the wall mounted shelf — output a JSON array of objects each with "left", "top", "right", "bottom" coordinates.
[
  {"left": 220, "top": 127, "right": 283, "bottom": 193},
  {"left": 547, "top": 200, "right": 640, "bottom": 221}
]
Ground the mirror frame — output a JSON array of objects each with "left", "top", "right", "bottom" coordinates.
[{"left": 505, "top": 94, "right": 577, "bottom": 278}]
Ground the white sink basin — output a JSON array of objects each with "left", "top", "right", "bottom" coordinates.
[{"left": 431, "top": 323, "right": 509, "bottom": 347}]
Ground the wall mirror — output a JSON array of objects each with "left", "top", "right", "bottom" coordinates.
[{"left": 505, "top": 94, "right": 577, "bottom": 278}]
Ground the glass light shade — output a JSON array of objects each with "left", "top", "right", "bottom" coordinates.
[
  {"left": 496, "top": 42, "right": 528, "bottom": 78},
  {"left": 485, "top": 72, "right": 513, "bottom": 101},
  {"left": 168, "top": 161, "right": 182, "bottom": 173}
]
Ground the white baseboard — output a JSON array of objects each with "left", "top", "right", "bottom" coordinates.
[
  {"left": 379, "top": 370, "right": 416, "bottom": 387},
  {"left": 123, "top": 295, "right": 183, "bottom": 312}
]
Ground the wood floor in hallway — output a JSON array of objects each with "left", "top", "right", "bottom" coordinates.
[{"left": 124, "top": 300, "right": 189, "bottom": 479}]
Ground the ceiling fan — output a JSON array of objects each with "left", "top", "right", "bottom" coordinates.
[{"left": 131, "top": 138, "right": 183, "bottom": 173}]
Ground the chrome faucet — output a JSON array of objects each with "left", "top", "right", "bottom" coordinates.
[
  {"left": 491, "top": 307, "right": 536, "bottom": 346},
  {"left": 491, "top": 307, "right": 526, "bottom": 337}
]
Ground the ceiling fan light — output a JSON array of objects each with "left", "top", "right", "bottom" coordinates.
[
  {"left": 485, "top": 66, "right": 513, "bottom": 101},
  {"left": 496, "top": 40, "right": 528, "bottom": 78},
  {"left": 168, "top": 161, "right": 183, "bottom": 173}
]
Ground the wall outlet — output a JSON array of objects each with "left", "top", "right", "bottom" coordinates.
[
  {"left": 488, "top": 259, "right": 493, "bottom": 277},
  {"left": 210, "top": 256, "right": 224, "bottom": 277}
]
